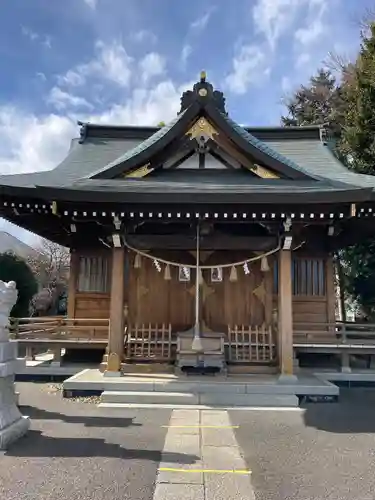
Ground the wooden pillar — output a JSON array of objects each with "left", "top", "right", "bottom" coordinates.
[
  {"left": 326, "top": 255, "right": 336, "bottom": 329},
  {"left": 106, "top": 247, "right": 125, "bottom": 374},
  {"left": 67, "top": 251, "right": 79, "bottom": 318},
  {"left": 277, "top": 248, "right": 296, "bottom": 380}
]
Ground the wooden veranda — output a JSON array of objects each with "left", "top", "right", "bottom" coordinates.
[{"left": 10, "top": 317, "right": 375, "bottom": 368}]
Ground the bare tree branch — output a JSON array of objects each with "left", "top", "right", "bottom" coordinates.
[{"left": 26, "top": 238, "right": 70, "bottom": 290}]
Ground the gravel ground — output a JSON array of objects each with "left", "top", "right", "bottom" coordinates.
[
  {"left": 230, "top": 388, "right": 375, "bottom": 500},
  {"left": 0, "top": 382, "right": 175, "bottom": 500}
]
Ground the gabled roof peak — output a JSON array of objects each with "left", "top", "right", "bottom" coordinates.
[{"left": 179, "top": 72, "right": 227, "bottom": 115}]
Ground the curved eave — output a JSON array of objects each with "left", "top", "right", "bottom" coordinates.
[
  {"left": 11, "top": 184, "right": 373, "bottom": 205},
  {"left": 205, "top": 104, "right": 314, "bottom": 181},
  {"left": 0, "top": 184, "right": 41, "bottom": 198},
  {"left": 90, "top": 103, "right": 200, "bottom": 180},
  {"left": 90, "top": 100, "right": 319, "bottom": 181}
]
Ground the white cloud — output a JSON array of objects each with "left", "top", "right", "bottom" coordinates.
[
  {"left": 295, "top": 17, "right": 325, "bottom": 46},
  {"left": 132, "top": 30, "right": 157, "bottom": 45},
  {"left": 0, "top": 35, "right": 196, "bottom": 242},
  {"left": 253, "top": 0, "right": 301, "bottom": 50},
  {"left": 281, "top": 76, "right": 292, "bottom": 93},
  {"left": 0, "top": 38, "right": 191, "bottom": 178},
  {"left": 181, "top": 44, "right": 192, "bottom": 66},
  {"left": 58, "top": 68, "right": 86, "bottom": 87},
  {"left": 86, "top": 80, "right": 190, "bottom": 126},
  {"left": 21, "top": 25, "right": 51, "bottom": 48},
  {"left": 57, "top": 40, "right": 133, "bottom": 89},
  {"left": 0, "top": 107, "right": 75, "bottom": 176},
  {"left": 94, "top": 40, "right": 133, "bottom": 87},
  {"left": 293, "top": 1, "right": 328, "bottom": 69},
  {"left": 0, "top": 78, "right": 182, "bottom": 243},
  {"left": 83, "top": 0, "right": 97, "bottom": 9},
  {"left": 295, "top": 52, "right": 311, "bottom": 68},
  {"left": 36, "top": 72, "right": 47, "bottom": 81},
  {"left": 47, "top": 87, "right": 93, "bottom": 111},
  {"left": 139, "top": 52, "right": 166, "bottom": 83},
  {"left": 190, "top": 7, "right": 216, "bottom": 32},
  {"left": 225, "top": 44, "right": 269, "bottom": 94},
  {"left": 252, "top": 0, "right": 327, "bottom": 50},
  {"left": 21, "top": 25, "right": 38, "bottom": 42}
]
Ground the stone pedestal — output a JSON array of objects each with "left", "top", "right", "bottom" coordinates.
[
  {"left": 0, "top": 281, "right": 29, "bottom": 450},
  {"left": 176, "top": 329, "right": 226, "bottom": 374},
  {"left": 341, "top": 352, "right": 352, "bottom": 373}
]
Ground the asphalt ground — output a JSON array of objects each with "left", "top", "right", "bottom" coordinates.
[
  {"left": 3, "top": 383, "right": 375, "bottom": 500},
  {"left": 0, "top": 382, "right": 172, "bottom": 500},
  {"left": 230, "top": 388, "right": 375, "bottom": 500}
]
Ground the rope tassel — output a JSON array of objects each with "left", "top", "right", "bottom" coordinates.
[
  {"left": 229, "top": 265, "right": 238, "bottom": 282},
  {"left": 127, "top": 240, "right": 281, "bottom": 271},
  {"left": 261, "top": 256, "right": 270, "bottom": 272},
  {"left": 198, "top": 268, "right": 204, "bottom": 284},
  {"left": 134, "top": 253, "right": 141, "bottom": 269},
  {"left": 164, "top": 263, "right": 171, "bottom": 280}
]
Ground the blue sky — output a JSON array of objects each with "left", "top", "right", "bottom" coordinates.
[{"left": 0, "top": 0, "right": 373, "bottom": 244}]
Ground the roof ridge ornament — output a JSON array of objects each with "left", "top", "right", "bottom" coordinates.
[
  {"left": 179, "top": 71, "right": 227, "bottom": 115},
  {"left": 78, "top": 121, "right": 88, "bottom": 144}
]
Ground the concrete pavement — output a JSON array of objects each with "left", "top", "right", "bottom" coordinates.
[
  {"left": 3, "top": 383, "right": 375, "bottom": 499},
  {"left": 154, "top": 409, "right": 255, "bottom": 500},
  {"left": 1, "top": 382, "right": 172, "bottom": 500},
  {"left": 230, "top": 388, "right": 375, "bottom": 500}
]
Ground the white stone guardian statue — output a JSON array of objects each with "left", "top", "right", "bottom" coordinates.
[{"left": 0, "top": 280, "right": 29, "bottom": 449}]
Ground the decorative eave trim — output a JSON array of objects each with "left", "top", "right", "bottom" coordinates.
[
  {"left": 204, "top": 103, "right": 315, "bottom": 181},
  {"left": 8, "top": 184, "right": 371, "bottom": 205},
  {"left": 122, "top": 163, "right": 154, "bottom": 178},
  {"left": 89, "top": 102, "right": 201, "bottom": 180}
]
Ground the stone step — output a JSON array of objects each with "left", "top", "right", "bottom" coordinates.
[
  {"left": 101, "top": 391, "right": 198, "bottom": 405},
  {"left": 100, "top": 390, "right": 299, "bottom": 407},
  {"left": 84, "top": 379, "right": 337, "bottom": 396}
]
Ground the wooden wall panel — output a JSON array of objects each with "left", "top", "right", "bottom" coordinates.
[
  {"left": 127, "top": 250, "right": 271, "bottom": 331},
  {"left": 70, "top": 249, "right": 336, "bottom": 331},
  {"left": 203, "top": 251, "right": 268, "bottom": 331},
  {"left": 74, "top": 293, "right": 110, "bottom": 319},
  {"left": 271, "top": 253, "right": 336, "bottom": 328},
  {"left": 128, "top": 251, "right": 195, "bottom": 331},
  {"left": 293, "top": 298, "right": 327, "bottom": 324}
]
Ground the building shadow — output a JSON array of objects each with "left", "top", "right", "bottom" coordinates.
[
  {"left": 19, "top": 405, "right": 142, "bottom": 429},
  {"left": 5, "top": 430, "right": 199, "bottom": 463},
  {"left": 302, "top": 388, "right": 375, "bottom": 433}
]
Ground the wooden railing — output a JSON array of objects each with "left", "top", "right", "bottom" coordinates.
[
  {"left": 125, "top": 323, "right": 175, "bottom": 362},
  {"left": 226, "top": 325, "right": 276, "bottom": 363},
  {"left": 293, "top": 322, "right": 375, "bottom": 346},
  {"left": 10, "top": 317, "right": 110, "bottom": 342}
]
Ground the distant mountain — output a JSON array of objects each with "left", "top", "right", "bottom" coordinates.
[{"left": 0, "top": 231, "right": 39, "bottom": 259}]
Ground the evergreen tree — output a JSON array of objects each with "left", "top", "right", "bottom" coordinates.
[
  {"left": 281, "top": 54, "right": 375, "bottom": 318},
  {"left": 338, "top": 23, "right": 375, "bottom": 317},
  {"left": 339, "top": 23, "right": 375, "bottom": 173},
  {"left": 281, "top": 69, "right": 344, "bottom": 136},
  {"left": 0, "top": 252, "right": 38, "bottom": 317}
]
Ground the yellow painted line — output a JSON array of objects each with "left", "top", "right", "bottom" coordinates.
[
  {"left": 159, "top": 468, "right": 251, "bottom": 475},
  {"left": 162, "top": 425, "right": 239, "bottom": 429}
]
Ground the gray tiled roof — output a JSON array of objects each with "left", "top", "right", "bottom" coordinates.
[
  {"left": 1, "top": 127, "right": 375, "bottom": 192},
  {"left": 0, "top": 137, "right": 141, "bottom": 187},
  {"left": 70, "top": 175, "right": 356, "bottom": 194},
  {"left": 267, "top": 139, "right": 375, "bottom": 189},
  {"left": 86, "top": 111, "right": 187, "bottom": 178},
  {"left": 222, "top": 113, "right": 319, "bottom": 179}
]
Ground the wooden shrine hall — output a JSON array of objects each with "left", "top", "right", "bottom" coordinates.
[{"left": 2, "top": 71, "right": 375, "bottom": 378}]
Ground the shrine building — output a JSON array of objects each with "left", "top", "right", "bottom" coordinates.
[{"left": 2, "top": 72, "right": 375, "bottom": 377}]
